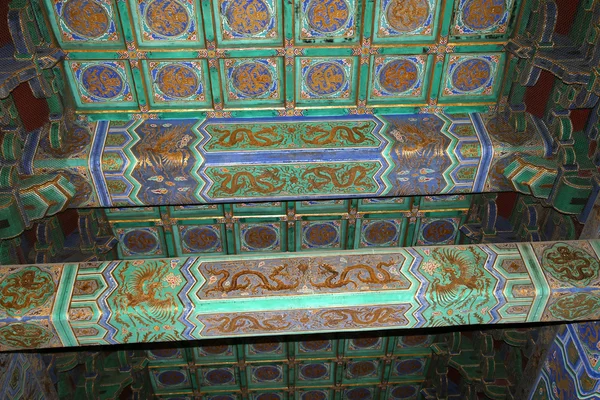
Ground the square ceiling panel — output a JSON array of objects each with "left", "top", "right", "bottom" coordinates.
[{"left": 42, "top": 0, "right": 522, "bottom": 117}]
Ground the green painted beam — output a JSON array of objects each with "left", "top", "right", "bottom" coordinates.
[{"left": 0, "top": 240, "right": 599, "bottom": 351}]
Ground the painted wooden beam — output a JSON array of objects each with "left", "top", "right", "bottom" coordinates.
[{"left": 1, "top": 240, "right": 599, "bottom": 351}]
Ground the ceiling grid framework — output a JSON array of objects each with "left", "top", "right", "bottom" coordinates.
[{"left": 40, "top": 0, "right": 521, "bottom": 119}]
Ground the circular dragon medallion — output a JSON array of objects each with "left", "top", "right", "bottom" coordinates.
[
  {"left": 0, "top": 267, "right": 55, "bottom": 316},
  {"left": 256, "top": 394, "right": 281, "bottom": 400},
  {"left": 301, "top": 391, "right": 327, "bottom": 400},
  {"left": 122, "top": 230, "right": 159, "bottom": 254},
  {"left": 254, "top": 365, "right": 282, "bottom": 382},
  {"left": 251, "top": 342, "right": 280, "bottom": 353},
  {"left": 205, "top": 368, "right": 235, "bottom": 385},
  {"left": 0, "top": 323, "right": 52, "bottom": 349},
  {"left": 304, "top": 223, "right": 338, "bottom": 247},
  {"left": 81, "top": 65, "right": 124, "bottom": 99},
  {"left": 350, "top": 337, "right": 380, "bottom": 348},
  {"left": 182, "top": 227, "right": 219, "bottom": 252},
  {"left": 548, "top": 293, "right": 600, "bottom": 321},
  {"left": 395, "top": 359, "right": 423, "bottom": 375},
  {"left": 390, "top": 385, "right": 418, "bottom": 399},
  {"left": 200, "top": 344, "right": 230, "bottom": 355},
  {"left": 542, "top": 243, "right": 599, "bottom": 287},
  {"left": 149, "top": 348, "right": 179, "bottom": 358},
  {"left": 157, "top": 64, "right": 199, "bottom": 98},
  {"left": 364, "top": 220, "right": 398, "bottom": 245},
  {"left": 348, "top": 361, "right": 376, "bottom": 377},
  {"left": 400, "top": 335, "right": 428, "bottom": 346},
  {"left": 300, "top": 340, "right": 330, "bottom": 352},
  {"left": 463, "top": 0, "right": 505, "bottom": 30},
  {"left": 306, "top": 0, "right": 350, "bottom": 33},
  {"left": 62, "top": 0, "right": 109, "bottom": 38},
  {"left": 421, "top": 220, "right": 455, "bottom": 243},
  {"left": 345, "top": 387, "right": 372, "bottom": 400},
  {"left": 144, "top": 0, "right": 190, "bottom": 37},
  {"left": 305, "top": 62, "right": 347, "bottom": 96},
  {"left": 300, "top": 363, "right": 328, "bottom": 380},
  {"left": 244, "top": 225, "right": 278, "bottom": 250},
  {"left": 231, "top": 62, "right": 274, "bottom": 97},
  {"left": 225, "top": 0, "right": 272, "bottom": 36},
  {"left": 379, "top": 59, "right": 419, "bottom": 94},
  {"left": 385, "top": 0, "right": 430, "bottom": 32},
  {"left": 158, "top": 370, "right": 186, "bottom": 386},
  {"left": 451, "top": 58, "right": 492, "bottom": 92}
]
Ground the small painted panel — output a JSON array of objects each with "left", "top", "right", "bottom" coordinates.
[
  {"left": 215, "top": 0, "right": 282, "bottom": 46},
  {"left": 297, "top": 362, "right": 332, "bottom": 382},
  {"left": 200, "top": 366, "right": 237, "bottom": 386},
  {"left": 343, "top": 387, "right": 376, "bottom": 399},
  {"left": 374, "top": 0, "right": 438, "bottom": 43},
  {"left": 298, "top": 57, "right": 357, "bottom": 104},
  {"left": 67, "top": 61, "right": 137, "bottom": 108},
  {"left": 416, "top": 218, "right": 460, "bottom": 245},
  {"left": 240, "top": 223, "right": 281, "bottom": 252},
  {"left": 451, "top": 0, "right": 515, "bottom": 36},
  {"left": 117, "top": 227, "right": 164, "bottom": 256},
  {"left": 368, "top": 56, "right": 428, "bottom": 103},
  {"left": 439, "top": 54, "right": 504, "bottom": 101},
  {"left": 391, "top": 357, "right": 427, "bottom": 377},
  {"left": 247, "top": 341, "right": 284, "bottom": 355},
  {"left": 297, "top": 339, "right": 334, "bottom": 355},
  {"left": 150, "top": 367, "right": 192, "bottom": 392},
  {"left": 147, "top": 347, "right": 184, "bottom": 360},
  {"left": 222, "top": 58, "right": 283, "bottom": 106},
  {"left": 386, "top": 384, "right": 419, "bottom": 399},
  {"left": 145, "top": 60, "right": 211, "bottom": 107},
  {"left": 344, "top": 360, "right": 380, "bottom": 380},
  {"left": 346, "top": 336, "right": 384, "bottom": 352},
  {"left": 297, "top": 389, "right": 331, "bottom": 400},
  {"left": 359, "top": 219, "right": 402, "bottom": 247},
  {"left": 250, "top": 364, "right": 285, "bottom": 384},
  {"left": 131, "top": 0, "right": 203, "bottom": 46},
  {"left": 302, "top": 221, "right": 341, "bottom": 249},
  {"left": 179, "top": 225, "right": 223, "bottom": 253},
  {"left": 297, "top": 0, "right": 359, "bottom": 43},
  {"left": 50, "top": 0, "right": 120, "bottom": 45}
]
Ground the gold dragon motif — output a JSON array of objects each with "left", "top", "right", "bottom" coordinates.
[
  {"left": 204, "top": 264, "right": 302, "bottom": 295},
  {"left": 204, "top": 315, "right": 291, "bottom": 334},
  {"left": 319, "top": 307, "right": 407, "bottom": 328},
  {"left": 213, "top": 169, "right": 285, "bottom": 195},
  {"left": 210, "top": 126, "right": 283, "bottom": 148},
  {"left": 301, "top": 123, "right": 373, "bottom": 146},
  {"left": 302, "top": 165, "right": 374, "bottom": 191},
  {"left": 310, "top": 260, "right": 403, "bottom": 289}
]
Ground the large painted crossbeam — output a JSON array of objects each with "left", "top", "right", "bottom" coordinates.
[
  {"left": 75, "top": 113, "right": 559, "bottom": 207},
  {"left": 1, "top": 240, "right": 599, "bottom": 351}
]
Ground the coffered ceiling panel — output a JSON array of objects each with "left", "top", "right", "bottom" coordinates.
[{"left": 42, "top": 0, "right": 523, "bottom": 118}]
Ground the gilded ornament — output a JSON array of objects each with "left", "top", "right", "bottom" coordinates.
[
  {"left": 385, "top": 0, "right": 429, "bottom": 32},
  {"left": 62, "top": 0, "right": 109, "bottom": 38}
]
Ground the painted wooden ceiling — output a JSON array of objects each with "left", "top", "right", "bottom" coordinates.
[{"left": 40, "top": 0, "right": 521, "bottom": 118}]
